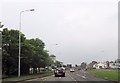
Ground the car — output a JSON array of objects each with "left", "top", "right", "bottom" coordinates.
[
  {"left": 54, "top": 67, "right": 65, "bottom": 77},
  {"left": 70, "top": 68, "right": 75, "bottom": 72}
]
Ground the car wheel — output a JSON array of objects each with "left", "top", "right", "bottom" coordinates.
[
  {"left": 63, "top": 73, "right": 65, "bottom": 77},
  {"left": 55, "top": 74, "right": 57, "bottom": 77}
]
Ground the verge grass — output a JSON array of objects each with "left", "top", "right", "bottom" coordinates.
[
  {"left": 88, "top": 69, "right": 119, "bottom": 81},
  {"left": 2, "top": 70, "right": 53, "bottom": 81}
]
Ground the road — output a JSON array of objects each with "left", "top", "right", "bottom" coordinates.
[
  {"left": 41, "top": 70, "right": 106, "bottom": 81},
  {"left": 21, "top": 69, "right": 118, "bottom": 83}
]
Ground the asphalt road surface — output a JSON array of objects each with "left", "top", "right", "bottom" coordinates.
[
  {"left": 41, "top": 70, "right": 106, "bottom": 81},
  {"left": 20, "top": 69, "right": 118, "bottom": 83}
]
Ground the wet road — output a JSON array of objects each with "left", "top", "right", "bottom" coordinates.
[
  {"left": 23, "top": 70, "right": 107, "bottom": 82},
  {"left": 20, "top": 70, "right": 118, "bottom": 83}
]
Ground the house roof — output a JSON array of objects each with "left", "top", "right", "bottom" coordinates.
[
  {"left": 50, "top": 55, "right": 56, "bottom": 57},
  {"left": 87, "top": 61, "right": 97, "bottom": 68}
]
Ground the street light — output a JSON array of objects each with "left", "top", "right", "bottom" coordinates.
[
  {"left": 0, "top": 22, "right": 3, "bottom": 81},
  {"left": 18, "top": 9, "right": 34, "bottom": 77},
  {"left": 0, "top": 22, "right": 4, "bottom": 28}
]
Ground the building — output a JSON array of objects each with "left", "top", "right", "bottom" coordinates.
[
  {"left": 93, "top": 60, "right": 120, "bottom": 69},
  {"left": 93, "top": 62, "right": 105, "bottom": 69},
  {"left": 81, "top": 62, "right": 87, "bottom": 70},
  {"left": 50, "top": 54, "right": 56, "bottom": 63},
  {"left": 93, "top": 62, "right": 109, "bottom": 69},
  {"left": 109, "top": 62, "right": 119, "bottom": 69},
  {"left": 87, "top": 61, "right": 97, "bottom": 69},
  {"left": 66, "top": 64, "right": 72, "bottom": 69}
]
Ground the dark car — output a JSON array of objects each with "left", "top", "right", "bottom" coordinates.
[{"left": 54, "top": 67, "right": 65, "bottom": 77}]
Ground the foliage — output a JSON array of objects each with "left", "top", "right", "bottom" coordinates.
[
  {"left": 2, "top": 28, "right": 53, "bottom": 76},
  {"left": 81, "top": 62, "right": 87, "bottom": 69}
]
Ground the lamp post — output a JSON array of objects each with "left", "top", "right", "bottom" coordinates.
[
  {"left": 18, "top": 9, "right": 34, "bottom": 77},
  {"left": 0, "top": 22, "right": 3, "bottom": 80}
]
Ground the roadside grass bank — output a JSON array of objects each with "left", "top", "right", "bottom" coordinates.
[
  {"left": 87, "top": 69, "right": 119, "bottom": 81},
  {"left": 2, "top": 70, "right": 53, "bottom": 82}
]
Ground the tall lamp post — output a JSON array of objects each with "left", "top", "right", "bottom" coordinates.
[
  {"left": 0, "top": 22, "right": 4, "bottom": 81},
  {"left": 18, "top": 9, "right": 34, "bottom": 77}
]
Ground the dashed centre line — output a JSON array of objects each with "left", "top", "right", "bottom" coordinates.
[
  {"left": 76, "top": 74, "right": 86, "bottom": 79},
  {"left": 59, "top": 77, "right": 62, "bottom": 79},
  {"left": 67, "top": 73, "right": 77, "bottom": 82}
]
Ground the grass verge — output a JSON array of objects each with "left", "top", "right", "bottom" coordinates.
[
  {"left": 88, "top": 69, "right": 119, "bottom": 81},
  {"left": 2, "top": 70, "right": 53, "bottom": 82}
]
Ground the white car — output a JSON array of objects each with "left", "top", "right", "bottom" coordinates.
[{"left": 70, "top": 68, "right": 75, "bottom": 72}]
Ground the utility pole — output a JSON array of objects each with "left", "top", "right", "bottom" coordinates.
[
  {"left": 18, "top": 9, "right": 34, "bottom": 77},
  {"left": 0, "top": 22, "right": 3, "bottom": 82}
]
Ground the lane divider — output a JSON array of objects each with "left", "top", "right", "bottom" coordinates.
[
  {"left": 42, "top": 75, "right": 54, "bottom": 81},
  {"left": 59, "top": 77, "right": 62, "bottom": 79},
  {"left": 76, "top": 74, "right": 86, "bottom": 79},
  {"left": 67, "top": 73, "right": 77, "bottom": 82}
]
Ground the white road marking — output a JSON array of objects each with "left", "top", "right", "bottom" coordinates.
[
  {"left": 67, "top": 73, "right": 77, "bottom": 82},
  {"left": 59, "top": 77, "right": 62, "bottom": 79},
  {"left": 76, "top": 74, "right": 86, "bottom": 79},
  {"left": 25, "top": 78, "right": 39, "bottom": 81},
  {"left": 82, "top": 76, "right": 86, "bottom": 79}
]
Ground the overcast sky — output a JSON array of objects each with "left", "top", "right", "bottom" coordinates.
[{"left": 1, "top": 0, "right": 119, "bottom": 65}]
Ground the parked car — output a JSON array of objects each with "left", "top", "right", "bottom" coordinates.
[
  {"left": 70, "top": 68, "right": 75, "bottom": 72},
  {"left": 54, "top": 67, "right": 65, "bottom": 77}
]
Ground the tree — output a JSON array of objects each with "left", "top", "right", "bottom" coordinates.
[
  {"left": 81, "top": 62, "right": 87, "bottom": 69},
  {"left": 2, "top": 28, "right": 55, "bottom": 76},
  {"left": 2, "top": 28, "right": 26, "bottom": 75}
]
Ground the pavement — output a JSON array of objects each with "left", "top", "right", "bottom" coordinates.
[
  {"left": 18, "top": 69, "right": 119, "bottom": 83},
  {"left": 2, "top": 70, "right": 53, "bottom": 83}
]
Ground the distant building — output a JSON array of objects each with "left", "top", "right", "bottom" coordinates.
[
  {"left": 92, "top": 60, "right": 120, "bottom": 69},
  {"left": 66, "top": 64, "right": 72, "bottom": 69},
  {"left": 93, "top": 62, "right": 105, "bottom": 69},
  {"left": 81, "top": 62, "right": 87, "bottom": 69},
  {"left": 93, "top": 62, "right": 109, "bottom": 69},
  {"left": 109, "top": 62, "right": 119, "bottom": 69},
  {"left": 50, "top": 54, "right": 56, "bottom": 63},
  {"left": 87, "top": 61, "right": 97, "bottom": 69}
]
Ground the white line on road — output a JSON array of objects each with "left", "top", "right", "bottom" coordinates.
[
  {"left": 67, "top": 73, "right": 77, "bottom": 82},
  {"left": 76, "top": 74, "right": 86, "bottom": 79},
  {"left": 82, "top": 76, "right": 86, "bottom": 79},
  {"left": 59, "top": 77, "right": 62, "bottom": 79}
]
